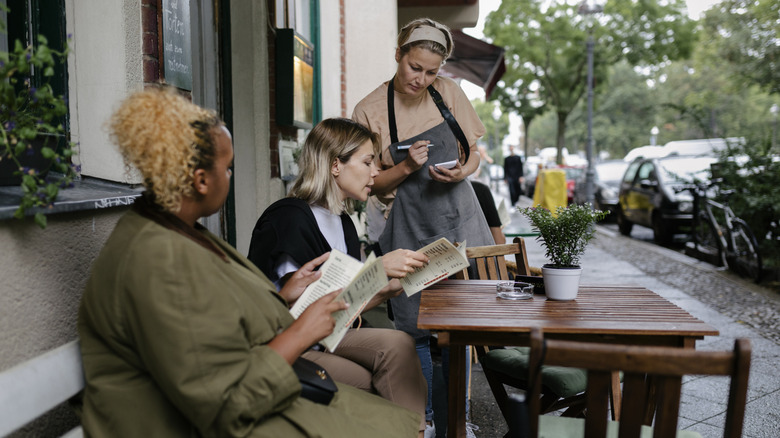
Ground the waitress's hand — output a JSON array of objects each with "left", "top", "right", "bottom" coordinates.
[
  {"left": 429, "top": 160, "right": 466, "bottom": 183},
  {"left": 382, "top": 248, "right": 429, "bottom": 278},
  {"left": 402, "top": 140, "right": 431, "bottom": 172},
  {"left": 278, "top": 252, "right": 330, "bottom": 305}
]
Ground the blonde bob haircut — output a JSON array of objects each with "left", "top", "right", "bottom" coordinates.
[
  {"left": 109, "top": 87, "right": 222, "bottom": 213},
  {"left": 288, "top": 118, "right": 377, "bottom": 215},
  {"left": 397, "top": 17, "right": 453, "bottom": 63}
]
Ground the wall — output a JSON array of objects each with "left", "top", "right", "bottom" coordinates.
[
  {"left": 0, "top": 208, "right": 128, "bottom": 436},
  {"left": 318, "top": 0, "right": 343, "bottom": 118},
  {"left": 230, "top": 0, "right": 284, "bottom": 255},
  {"left": 343, "top": 0, "right": 397, "bottom": 115}
]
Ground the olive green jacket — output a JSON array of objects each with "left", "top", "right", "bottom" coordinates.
[{"left": 78, "top": 210, "right": 419, "bottom": 437}]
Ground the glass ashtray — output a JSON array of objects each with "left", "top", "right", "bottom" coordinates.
[{"left": 496, "top": 281, "right": 534, "bottom": 300}]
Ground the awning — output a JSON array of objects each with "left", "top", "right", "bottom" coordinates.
[{"left": 440, "top": 30, "right": 506, "bottom": 99}]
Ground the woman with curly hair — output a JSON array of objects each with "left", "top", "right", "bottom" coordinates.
[{"left": 77, "top": 87, "right": 421, "bottom": 437}]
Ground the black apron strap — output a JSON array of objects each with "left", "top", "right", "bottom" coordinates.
[
  {"left": 386, "top": 78, "right": 470, "bottom": 164},
  {"left": 427, "top": 84, "right": 470, "bottom": 164},
  {"left": 387, "top": 78, "right": 399, "bottom": 145}
]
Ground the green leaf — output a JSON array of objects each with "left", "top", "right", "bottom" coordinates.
[
  {"left": 45, "top": 184, "right": 59, "bottom": 198},
  {"left": 22, "top": 174, "right": 37, "bottom": 190},
  {"left": 40, "top": 147, "right": 56, "bottom": 159},
  {"left": 34, "top": 212, "right": 47, "bottom": 229}
]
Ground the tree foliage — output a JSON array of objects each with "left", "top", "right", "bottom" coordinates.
[
  {"left": 700, "top": 0, "right": 780, "bottom": 95},
  {"left": 472, "top": 98, "right": 510, "bottom": 154},
  {"left": 485, "top": 0, "right": 695, "bottom": 164}
]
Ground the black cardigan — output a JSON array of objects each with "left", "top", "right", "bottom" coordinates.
[{"left": 247, "top": 198, "right": 361, "bottom": 280}]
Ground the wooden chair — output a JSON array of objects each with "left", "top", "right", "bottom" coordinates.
[
  {"left": 455, "top": 238, "right": 588, "bottom": 433},
  {"left": 525, "top": 327, "right": 751, "bottom": 438},
  {"left": 456, "top": 236, "right": 531, "bottom": 280}
]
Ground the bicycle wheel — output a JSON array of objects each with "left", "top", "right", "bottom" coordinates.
[
  {"left": 727, "top": 218, "right": 763, "bottom": 283},
  {"left": 694, "top": 210, "right": 724, "bottom": 266}
]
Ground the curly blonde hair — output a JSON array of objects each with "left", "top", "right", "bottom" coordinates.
[{"left": 109, "top": 87, "right": 221, "bottom": 213}]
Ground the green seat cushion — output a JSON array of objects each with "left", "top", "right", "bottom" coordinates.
[
  {"left": 538, "top": 415, "right": 703, "bottom": 438},
  {"left": 480, "top": 347, "right": 587, "bottom": 397}
]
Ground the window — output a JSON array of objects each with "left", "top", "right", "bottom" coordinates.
[{"left": 1, "top": 0, "right": 69, "bottom": 151}]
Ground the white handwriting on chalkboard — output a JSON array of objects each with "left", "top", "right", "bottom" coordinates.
[
  {"left": 164, "top": 8, "right": 186, "bottom": 36},
  {"left": 167, "top": 59, "right": 189, "bottom": 74},
  {"left": 94, "top": 196, "right": 137, "bottom": 209}
]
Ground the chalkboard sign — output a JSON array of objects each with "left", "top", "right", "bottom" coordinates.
[{"left": 162, "top": 0, "right": 192, "bottom": 90}]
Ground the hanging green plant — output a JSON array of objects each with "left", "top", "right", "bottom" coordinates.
[{"left": 1, "top": 15, "right": 77, "bottom": 228}]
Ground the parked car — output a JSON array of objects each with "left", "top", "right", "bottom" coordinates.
[
  {"left": 560, "top": 165, "right": 585, "bottom": 204},
  {"left": 617, "top": 155, "right": 717, "bottom": 243},
  {"left": 572, "top": 160, "right": 629, "bottom": 219}
]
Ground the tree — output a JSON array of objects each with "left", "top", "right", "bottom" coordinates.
[
  {"left": 493, "top": 78, "right": 546, "bottom": 160},
  {"left": 484, "top": 0, "right": 695, "bottom": 164},
  {"left": 700, "top": 0, "right": 780, "bottom": 95},
  {"left": 472, "top": 98, "right": 510, "bottom": 153}
]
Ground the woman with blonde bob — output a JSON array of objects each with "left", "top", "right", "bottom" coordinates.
[
  {"left": 249, "top": 118, "right": 429, "bottom": 436},
  {"left": 78, "top": 88, "right": 421, "bottom": 437}
]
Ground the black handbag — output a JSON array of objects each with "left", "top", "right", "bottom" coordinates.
[{"left": 292, "top": 357, "right": 338, "bottom": 405}]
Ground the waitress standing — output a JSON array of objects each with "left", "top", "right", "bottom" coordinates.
[{"left": 352, "top": 17, "right": 493, "bottom": 436}]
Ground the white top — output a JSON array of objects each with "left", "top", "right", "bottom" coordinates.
[{"left": 273, "top": 203, "right": 347, "bottom": 289}]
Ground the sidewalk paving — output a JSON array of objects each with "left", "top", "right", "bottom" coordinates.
[{"left": 458, "top": 183, "right": 780, "bottom": 437}]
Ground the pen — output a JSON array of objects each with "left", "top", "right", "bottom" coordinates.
[{"left": 397, "top": 144, "right": 434, "bottom": 150}]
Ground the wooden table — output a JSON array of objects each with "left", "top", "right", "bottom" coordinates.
[{"left": 417, "top": 280, "right": 719, "bottom": 438}]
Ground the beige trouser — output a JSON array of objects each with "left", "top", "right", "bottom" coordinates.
[{"left": 303, "top": 327, "right": 427, "bottom": 432}]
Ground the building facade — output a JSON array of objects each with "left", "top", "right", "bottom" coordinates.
[{"left": 0, "top": 0, "right": 478, "bottom": 434}]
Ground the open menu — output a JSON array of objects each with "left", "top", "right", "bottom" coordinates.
[
  {"left": 399, "top": 238, "right": 469, "bottom": 296},
  {"left": 289, "top": 237, "right": 469, "bottom": 350},
  {"left": 289, "top": 250, "right": 388, "bottom": 352}
]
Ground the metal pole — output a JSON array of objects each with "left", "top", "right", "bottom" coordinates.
[
  {"left": 771, "top": 104, "right": 779, "bottom": 151},
  {"left": 584, "top": 31, "right": 595, "bottom": 207}
]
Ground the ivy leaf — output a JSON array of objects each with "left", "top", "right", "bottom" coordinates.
[
  {"left": 34, "top": 212, "right": 47, "bottom": 229},
  {"left": 40, "top": 146, "right": 56, "bottom": 159},
  {"left": 22, "top": 174, "right": 37, "bottom": 191}
]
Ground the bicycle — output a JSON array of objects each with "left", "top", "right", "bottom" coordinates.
[{"left": 684, "top": 182, "right": 763, "bottom": 283}]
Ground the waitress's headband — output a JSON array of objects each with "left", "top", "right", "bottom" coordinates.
[{"left": 402, "top": 25, "right": 448, "bottom": 49}]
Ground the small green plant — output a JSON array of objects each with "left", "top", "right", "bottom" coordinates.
[
  {"left": 1, "top": 10, "right": 77, "bottom": 228},
  {"left": 520, "top": 204, "right": 607, "bottom": 267}
]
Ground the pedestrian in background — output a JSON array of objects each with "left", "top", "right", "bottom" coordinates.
[
  {"left": 504, "top": 145, "right": 525, "bottom": 206},
  {"left": 352, "top": 17, "right": 494, "bottom": 438}
]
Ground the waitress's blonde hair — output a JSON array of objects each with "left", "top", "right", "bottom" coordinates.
[
  {"left": 397, "top": 18, "right": 453, "bottom": 62},
  {"left": 289, "top": 118, "right": 377, "bottom": 215},
  {"left": 109, "top": 87, "right": 222, "bottom": 213}
]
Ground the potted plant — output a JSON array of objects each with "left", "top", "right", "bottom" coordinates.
[
  {"left": 520, "top": 204, "right": 607, "bottom": 300},
  {"left": 1, "top": 11, "right": 77, "bottom": 228}
]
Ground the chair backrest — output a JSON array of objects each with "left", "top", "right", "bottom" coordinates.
[
  {"left": 527, "top": 327, "right": 751, "bottom": 438},
  {"left": 457, "top": 236, "right": 531, "bottom": 280}
]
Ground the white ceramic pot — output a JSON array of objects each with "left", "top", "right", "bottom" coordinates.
[{"left": 541, "top": 265, "right": 583, "bottom": 301}]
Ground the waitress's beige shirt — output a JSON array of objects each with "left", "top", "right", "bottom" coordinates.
[{"left": 352, "top": 76, "right": 486, "bottom": 210}]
